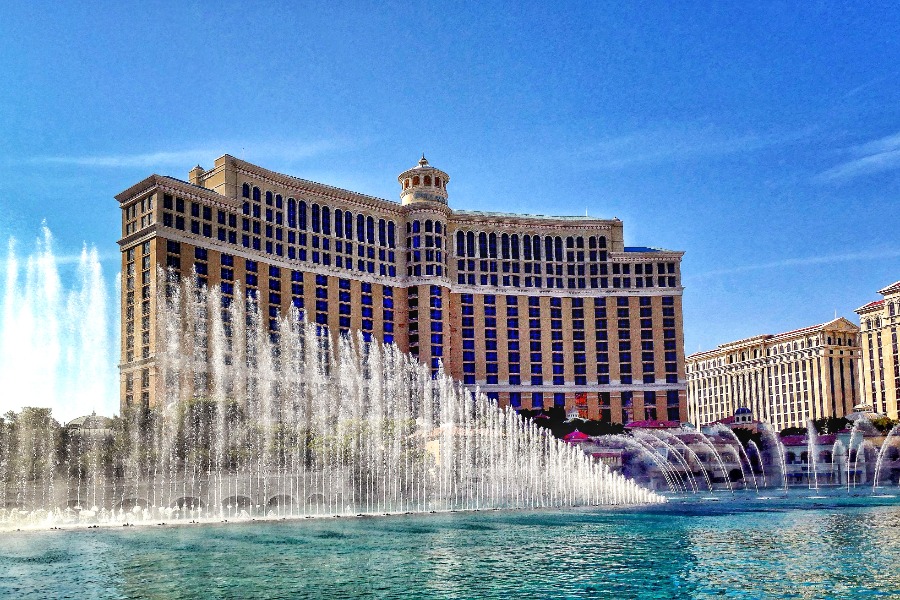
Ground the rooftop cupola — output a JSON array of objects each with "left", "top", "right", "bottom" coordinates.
[{"left": 398, "top": 154, "right": 450, "bottom": 206}]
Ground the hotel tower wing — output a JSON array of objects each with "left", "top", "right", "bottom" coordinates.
[{"left": 117, "top": 154, "right": 686, "bottom": 423}]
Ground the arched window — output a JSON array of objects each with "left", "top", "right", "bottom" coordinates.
[
  {"left": 555, "top": 237, "right": 563, "bottom": 262},
  {"left": 544, "top": 236, "right": 553, "bottom": 262},
  {"left": 533, "top": 236, "right": 541, "bottom": 260},
  {"left": 501, "top": 233, "right": 510, "bottom": 259},
  {"left": 322, "top": 206, "right": 331, "bottom": 235},
  {"left": 434, "top": 222, "right": 442, "bottom": 234},
  {"left": 466, "top": 231, "right": 475, "bottom": 257},
  {"left": 478, "top": 232, "right": 488, "bottom": 258},
  {"left": 566, "top": 236, "right": 574, "bottom": 249},
  {"left": 298, "top": 201, "right": 307, "bottom": 230},
  {"left": 588, "top": 236, "right": 597, "bottom": 249},
  {"left": 311, "top": 204, "right": 320, "bottom": 233},
  {"left": 378, "top": 219, "right": 386, "bottom": 246},
  {"left": 357, "top": 214, "right": 365, "bottom": 242},
  {"left": 511, "top": 234, "right": 520, "bottom": 259},
  {"left": 265, "top": 191, "right": 273, "bottom": 205},
  {"left": 435, "top": 177, "right": 442, "bottom": 188},
  {"left": 598, "top": 236, "right": 607, "bottom": 249},
  {"left": 404, "top": 179, "right": 410, "bottom": 189},
  {"left": 252, "top": 187, "right": 261, "bottom": 201},
  {"left": 275, "top": 194, "right": 282, "bottom": 208},
  {"left": 523, "top": 234, "right": 532, "bottom": 260},
  {"left": 412, "top": 220, "right": 421, "bottom": 233},
  {"left": 424, "top": 175, "right": 432, "bottom": 186},
  {"left": 242, "top": 183, "right": 250, "bottom": 198},
  {"left": 387, "top": 221, "right": 396, "bottom": 248},
  {"left": 335, "top": 209, "right": 343, "bottom": 237},
  {"left": 345, "top": 211, "right": 353, "bottom": 240},
  {"left": 456, "top": 231, "right": 465, "bottom": 256},
  {"left": 425, "top": 219, "right": 433, "bottom": 233},
  {"left": 366, "top": 216, "right": 375, "bottom": 243},
  {"left": 413, "top": 175, "right": 420, "bottom": 185},
  {"left": 576, "top": 236, "right": 584, "bottom": 249},
  {"left": 287, "top": 198, "right": 297, "bottom": 228},
  {"left": 488, "top": 232, "right": 498, "bottom": 258}
]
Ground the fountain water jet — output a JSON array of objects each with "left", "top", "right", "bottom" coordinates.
[{"left": 0, "top": 272, "right": 661, "bottom": 528}]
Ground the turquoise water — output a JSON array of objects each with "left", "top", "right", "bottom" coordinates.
[{"left": 2, "top": 493, "right": 900, "bottom": 599}]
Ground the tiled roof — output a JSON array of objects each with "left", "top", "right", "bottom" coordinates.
[
  {"left": 856, "top": 299, "right": 885, "bottom": 313},
  {"left": 879, "top": 280, "right": 900, "bottom": 294}
]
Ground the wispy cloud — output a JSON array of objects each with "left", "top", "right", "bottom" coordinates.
[
  {"left": 27, "top": 138, "right": 356, "bottom": 170},
  {"left": 815, "top": 130, "right": 900, "bottom": 183},
  {"left": 687, "top": 247, "right": 900, "bottom": 281},
  {"left": 577, "top": 124, "right": 815, "bottom": 170}
]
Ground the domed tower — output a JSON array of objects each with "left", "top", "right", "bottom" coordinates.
[
  {"left": 398, "top": 155, "right": 450, "bottom": 206},
  {"left": 398, "top": 155, "right": 451, "bottom": 377}
]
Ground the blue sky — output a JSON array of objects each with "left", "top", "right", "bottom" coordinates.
[{"left": 1, "top": 1, "right": 898, "bottom": 362}]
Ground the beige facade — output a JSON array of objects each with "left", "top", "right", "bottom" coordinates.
[
  {"left": 686, "top": 318, "right": 861, "bottom": 431},
  {"left": 856, "top": 281, "right": 900, "bottom": 419},
  {"left": 117, "top": 154, "right": 686, "bottom": 423}
]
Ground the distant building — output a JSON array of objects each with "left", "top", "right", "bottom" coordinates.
[
  {"left": 116, "top": 154, "right": 687, "bottom": 422},
  {"left": 855, "top": 281, "right": 900, "bottom": 419},
  {"left": 686, "top": 318, "right": 861, "bottom": 431},
  {"left": 65, "top": 412, "right": 114, "bottom": 437}
]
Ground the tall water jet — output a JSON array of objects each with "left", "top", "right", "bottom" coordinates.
[
  {"left": 0, "top": 227, "right": 115, "bottom": 420},
  {"left": 747, "top": 441, "right": 766, "bottom": 488},
  {"left": 759, "top": 423, "right": 788, "bottom": 491},
  {"left": 711, "top": 424, "right": 758, "bottom": 492},
  {"left": 873, "top": 425, "right": 900, "bottom": 491},
  {"left": 806, "top": 419, "right": 819, "bottom": 490}
]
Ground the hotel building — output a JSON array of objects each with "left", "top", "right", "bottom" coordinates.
[
  {"left": 856, "top": 281, "right": 900, "bottom": 419},
  {"left": 117, "top": 154, "right": 686, "bottom": 422},
  {"left": 686, "top": 318, "right": 860, "bottom": 431}
]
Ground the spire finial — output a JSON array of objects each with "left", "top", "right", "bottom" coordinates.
[{"left": 418, "top": 154, "right": 428, "bottom": 167}]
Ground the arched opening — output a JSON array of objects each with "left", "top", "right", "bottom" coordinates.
[
  {"left": 171, "top": 496, "right": 204, "bottom": 509},
  {"left": 222, "top": 495, "right": 253, "bottom": 509},
  {"left": 267, "top": 494, "right": 297, "bottom": 508},
  {"left": 424, "top": 175, "right": 432, "bottom": 186},
  {"left": 116, "top": 498, "right": 148, "bottom": 511},
  {"left": 413, "top": 175, "right": 420, "bottom": 185}
]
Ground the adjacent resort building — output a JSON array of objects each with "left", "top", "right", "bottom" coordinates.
[
  {"left": 686, "top": 318, "right": 861, "bottom": 431},
  {"left": 856, "top": 281, "right": 900, "bottom": 419},
  {"left": 117, "top": 154, "right": 686, "bottom": 422}
]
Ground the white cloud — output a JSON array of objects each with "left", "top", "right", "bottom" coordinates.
[
  {"left": 28, "top": 138, "right": 356, "bottom": 170},
  {"left": 578, "top": 124, "right": 815, "bottom": 170},
  {"left": 687, "top": 247, "right": 900, "bottom": 281},
  {"left": 815, "top": 130, "right": 900, "bottom": 183}
]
